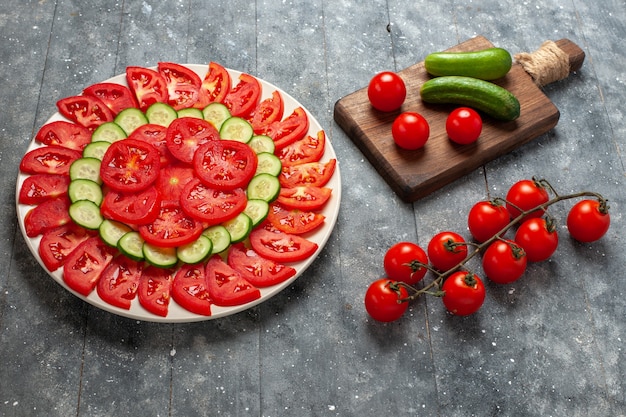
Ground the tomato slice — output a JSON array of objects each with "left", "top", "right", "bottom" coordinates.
[
  {"left": 195, "top": 61, "right": 232, "bottom": 108},
  {"left": 128, "top": 123, "right": 173, "bottom": 167},
  {"left": 171, "top": 263, "right": 213, "bottom": 316},
  {"left": 261, "top": 107, "right": 309, "bottom": 150},
  {"left": 205, "top": 255, "right": 261, "bottom": 307},
  {"left": 20, "top": 145, "right": 82, "bottom": 175},
  {"left": 248, "top": 226, "right": 319, "bottom": 263},
  {"left": 19, "top": 173, "right": 70, "bottom": 205},
  {"left": 35, "top": 120, "right": 92, "bottom": 151},
  {"left": 223, "top": 73, "right": 261, "bottom": 118},
  {"left": 158, "top": 62, "right": 202, "bottom": 110},
  {"left": 38, "top": 223, "right": 91, "bottom": 271},
  {"left": 138, "top": 201, "right": 203, "bottom": 247},
  {"left": 279, "top": 159, "right": 336, "bottom": 188},
  {"left": 100, "top": 138, "right": 161, "bottom": 193},
  {"left": 180, "top": 178, "right": 247, "bottom": 225},
  {"left": 165, "top": 117, "right": 220, "bottom": 164},
  {"left": 56, "top": 95, "right": 115, "bottom": 130},
  {"left": 276, "top": 130, "right": 325, "bottom": 166},
  {"left": 24, "top": 196, "right": 72, "bottom": 237},
  {"left": 62, "top": 236, "right": 117, "bottom": 296},
  {"left": 101, "top": 186, "right": 161, "bottom": 225},
  {"left": 227, "top": 243, "right": 296, "bottom": 287},
  {"left": 193, "top": 140, "right": 258, "bottom": 190},
  {"left": 267, "top": 203, "right": 325, "bottom": 235},
  {"left": 155, "top": 163, "right": 195, "bottom": 202},
  {"left": 126, "top": 66, "right": 168, "bottom": 112},
  {"left": 276, "top": 186, "right": 332, "bottom": 211},
  {"left": 96, "top": 256, "right": 144, "bottom": 310},
  {"left": 138, "top": 266, "right": 175, "bottom": 317},
  {"left": 83, "top": 82, "right": 138, "bottom": 114},
  {"left": 248, "top": 90, "right": 284, "bottom": 134}
]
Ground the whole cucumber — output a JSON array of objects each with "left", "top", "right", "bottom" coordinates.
[
  {"left": 424, "top": 47, "right": 512, "bottom": 80},
  {"left": 420, "top": 76, "right": 521, "bottom": 121}
]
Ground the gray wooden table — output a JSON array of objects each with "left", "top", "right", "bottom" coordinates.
[{"left": 1, "top": 1, "right": 624, "bottom": 416}]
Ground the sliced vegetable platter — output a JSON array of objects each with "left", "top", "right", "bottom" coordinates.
[{"left": 16, "top": 63, "right": 341, "bottom": 323}]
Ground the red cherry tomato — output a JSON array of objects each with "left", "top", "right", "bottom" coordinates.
[
  {"left": 391, "top": 112, "right": 430, "bottom": 150},
  {"left": 566, "top": 199, "right": 610, "bottom": 242},
  {"left": 364, "top": 279, "right": 409, "bottom": 322},
  {"left": 427, "top": 231, "right": 468, "bottom": 272},
  {"left": 514, "top": 217, "right": 559, "bottom": 262},
  {"left": 446, "top": 107, "right": 482, "bottom": 144},
  {"left": 441, "top": 271, "right": 486, "bottom": 316},
  {"left": 505, "top": 179, "right": 550, "bottom": 220},
  {"left": 383, "top": 242, "right": 428, "bottom": 285},
  {"left": 367, "top": 71, "right": 406, "bottom": 112},
  {"left": 482, "top": 239, "right": 527, "bottom": 284},
  {"left": 467, "top": 200, "right": 511, "bottom": 242}
]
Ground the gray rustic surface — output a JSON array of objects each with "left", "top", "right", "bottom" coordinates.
[{"left": 1, "top": 1, "right": 624, "bottom": 416}]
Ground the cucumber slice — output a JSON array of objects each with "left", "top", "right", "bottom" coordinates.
[
  {"left": 99, "top": 219, "right": 132, "bottom": 247},
  {"left": 247, "top": 173, "right": 281, "bottom": 202},
  {"left": 177, "top": 235, "right": 212, "bottom": 264},
  {"left": 222, "top": 212, "right": 252, "bottom": 243},
  {"left": 118, "top": 231, "right": 145, "bottom": 261},
  {"left": 248, "top": 135, "right": 275, "bottom": 154},
  {"left": 143, "top": 243, "right": 178, "bottom": 268},
  {"left": 202, "top": 102, "right": 231, "bottom": 130},
  {"left": 177, "top": 108, "right": 203, "bottom": 119},
  {"left": 69, "top": 157, "right": 102, "bottom": 183},
  {"left": 69, "top": 200, "right": 104, "bottom": 230},
  {"left": 114, "top": 107, "right": 148, "bottom": 135},
  {"left": 68, "top": 178, "right": 103, "bottom": 205},
  {"left": 255, "top": 152, "right": 282, "bottom": 176},
  {"left": 243, "top": 199, "right": 269, "bottom": 227},
  {"left": 146, "top": 102, "right": 178, "bottom": 127},
  {"left": 203, "top": 225, "right": 231, "bottom": 254},
  {"left": 219, "top": 116, "right": 254, "bottom": 143},
  {"left": 91, "top": 121, "right": 127, "bottom": 143},
  {"left": 82, "top": 141, "right": 111, "bottom": 160}
]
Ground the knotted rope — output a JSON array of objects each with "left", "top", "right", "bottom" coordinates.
[{"left": 514, "top": 40, "right": 570, "bottom": 87}]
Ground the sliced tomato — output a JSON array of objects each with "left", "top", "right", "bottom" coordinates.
[
  {"left": 155, "top": 163, "right": 195, "bottom": 202},
  {"left": 276, "top": 186, "right": 332, "bottom": 211},
  {"left": 83, "top": 82, "right": 138, "bottom": 114},
  {"left": 279, "top": 159, "right": 336, "bottom": 188},
  {"left": 101, "top": 186, "right": 161, "bottom": 225},
  {"left": 138, "top": 266, "right": 175, "bottom": 317},
  {"left": 267, "top": 203, "right": 325, "bottom": 235},
  {"left": 128, "top": 123, "right": 173, "bottom": 167},
  {"left": 56, "top": 95, "right": 115, "bottom": 130},
  {"left": 38, "top": 223, "right": 91, "bottom": 271},
  {"left": 158, "top": 62, "right": 202, "bottom": 110},
  {"left": 20, "top": 145, "right": 82, "bottom": 175},
  {"left": 193, "top": 140, "right": 258, "bottom": 190},
  {"left": 24, "top": 196, "right": 72, "bottom": 237},
  {"left": 249, "top": 226, "right": 319, "bottom": 263},
  {"left": 195, "top": 62, "right": 232, "bottom": 108},
  {"left": 205, "top": 255, "right": 261, "bottom": 307},
  {"left": 276, "top": 130, "right": 325, "bottom": 166},
  {"left": 100, "top": 138, "right": 160, "bottom": 193},
  {"left": 62, "top": 236, "right": 117, "bottom": 296},
  {"left": 180, "top": 178, "right": 247, "bottom": 225},
  {"left": 165, "top": 117, "right": 220, "bottom": 164},
  {"left": 227, "top": 243, "right": 296, "bottom": 287},
  {"left": 138, "top": 201, "right": 203, "bottom": 247},
  {"left": 223, "top": 73, "right": 261, "bottom": 118},
  {"left": 171, "top": 263, "right": 212, "bottom": 316},
  {"left": 248, "top": 90, "right": 284, "bottom": 134},
  {"left": 261, "top": 107, "right": 309, "bottom": 150},
  {"left": 35, "top": 120, "right": 92, "bottom": 151},
  {"left": 126, "top": 66, "right": 168, "bottom": 112},
  {"left": 19, "top": 173, "right": 70, "bottom": 205},
  {"left": 96, "top": 255, "right": 144, "bottom": 310}
]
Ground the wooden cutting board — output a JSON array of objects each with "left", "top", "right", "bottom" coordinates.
[{"left": 333, "top": 36, "right": 585, "bottom": 202}]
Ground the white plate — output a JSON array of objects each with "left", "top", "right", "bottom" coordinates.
[{"left": 15, "top": 64, "right": 341, "bottom": 323}]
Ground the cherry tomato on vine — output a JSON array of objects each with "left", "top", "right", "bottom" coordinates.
[
  {"left": 482, "top": 239, "right": 527, "bottom": 284},
  {"left": 445, "top": 107, "right": 482, "bottom": 145},
  {"left": 364, "top": 279, "right": 409, "bottom": 322},
  {"left": 441, "top": 271, "right": 486, "bottom": 316},
  {"left": 391, "top": 112, "right": 430, "bottom": 150},
  {"left": 467, "top": 200, "right": 511, "bottom": 242},
  {"left": 367, "top": 71, "right": 406, "bottom": 112},
  {"left": 427, "top": 231, "right": 468, "bottom": 272},
  {"left": 566, "top": 199, "right": 610, "bottom": 242},
  {"left": 514, "top": 217, "right": 559, "bottom": 262},
  {"left": 383, "top": 242, "right": 428, "bottom": 285},
  {"left": 505, "top": 179, "right": 550, "bottom": 221}
]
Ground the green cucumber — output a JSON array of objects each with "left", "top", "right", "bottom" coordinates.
[
  {"left": 68, "top": 200, "right": 104, "bottom": 230},
  {"left": 202, "top": 102, "right": 231, "bottom": 131},
  {"left": 247, "top": 173, "right": 281, "bottom": 202},
  {"left": 424, "top": 47, "right": 512, "bottom": 80},
  {"left": 146, "top": 102, "right": 178, "bottom": 127},
  {"left": 82, "top": 141, "right": 111, "bottom": 160},
  {"left": 118, "top": 231, "right": 145, "bottom": 261},
  {"left": 68, "top": 178, "right": 103, "bottom": 205},
  {"left": 91, "top": 121, "right": 127, "bottom": 143},
  {"left": 143, "top": 243, "right": 178, "bottom": 268},
  {"left": 222, "top": 212, "right": 253, "bottom": 243},
  {"left": 219, "top": 116, "right": 254, "bottom": 143},
  {"left": 203, "top": 225, "right": 231, "bottom": 254},
  {"left": 243, "top": 199, "right": 269, "bottom": 227},
  {"left": 177, "top": 235, "right": 212, "bottom": 264},
  {"left": 255, "top": 152, "right": 282, "bottom": 176},
  {"left": 69, "top": 157, "right": 102, "bottom": 183},
  {"left": 177, "top": 107, "right": 204, "bottom": 119},
  {"left": 114, "top": 107, "right": 148, "bottom": 135},
  {"left": 99, "top": 219, "right": 132, "bottom": 247},
  {"left": 420, "top": 76, "right": 520, "bottom": 121},
  {"left": 248, "top": 135, "right": 275, "bottom": 154}
]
